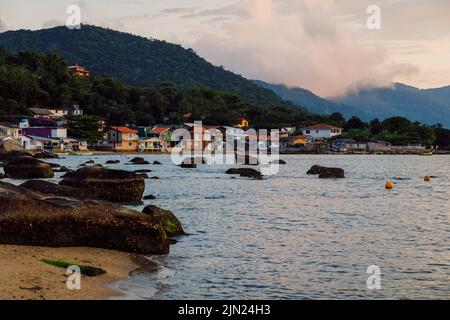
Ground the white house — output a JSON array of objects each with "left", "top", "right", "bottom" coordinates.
[{"left": 302, "top": 124, "right": 343, "bottom": 139}]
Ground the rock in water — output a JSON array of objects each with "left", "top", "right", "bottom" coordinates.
[
  {"left": 3, "top": 156, "right": 54, "bottom": 179},
  {"left": 225, "top": 168, "right": 263, "bottom": 179},
  {"left": 271, "top": 159, "right": 287, "bottom": 165},
  {"left": 106, "top": 160, "right": 120, "bottom": 164},
  {"left": 59, "top": 166, "right": 145, "bottom": 203},
  {"left": 142, "top": 205, "right": 185, "bottom": 237},
  {"left": 153, "top": 161, "right": 162, "bottom": 165},
  {"left": 319, "top": 167, "right": 345, "bottom": 179},
  {"left": 0, "top": 181, "right": 169, "bottom": 254},
  {"left": 307, "top": 165, "right": 324, "bottom": 175}
]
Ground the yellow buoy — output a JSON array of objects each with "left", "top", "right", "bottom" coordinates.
[
  {"left": 424, "top": 176, "right": 431, "bottom": 182},
  {"left": 385, "top": 181, "right": 394, "bottom": 190}
]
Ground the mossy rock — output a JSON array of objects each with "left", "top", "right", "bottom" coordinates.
[
  {"left": 142, "top": 205, "right": 184, "bottom": 237},
  {"left": 42, "top": 259, "right": 106, "bottom": 277}
]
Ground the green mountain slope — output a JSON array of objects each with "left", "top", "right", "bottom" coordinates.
[{"left": 0, "top": 25, "right": 298, "bottom": 109}]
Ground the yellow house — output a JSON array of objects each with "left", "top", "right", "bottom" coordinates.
[{"left": 235, "top": 118, "right": 249, "bottom": 129}]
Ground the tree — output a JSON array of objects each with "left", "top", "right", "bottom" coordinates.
[
  {"left": 369, "top": 118, "right": 383, "bottom": 135},
  {"left": 65, "top": 115, "right": 103, "bottom": 145},
  {"left": 345, "top": 116, "right": 366, "bottom": 130}
]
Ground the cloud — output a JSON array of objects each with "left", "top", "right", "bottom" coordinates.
[
  {"left": 42, "top": 20, "right": 64, "bottom": 29},
  {"left": 0, "top": 18, "right": 7, "bottom": 32},
  {"left": 192, "top": 0, "right": 422, "bottom": 97}
]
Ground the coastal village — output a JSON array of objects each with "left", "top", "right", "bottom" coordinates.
[{"left": 0, "top": 64, "right": 431, "bottom": 156}]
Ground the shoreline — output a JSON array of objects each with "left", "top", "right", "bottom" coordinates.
[{"left": 0, "top": 245, "right": 141, "bottom": 300}]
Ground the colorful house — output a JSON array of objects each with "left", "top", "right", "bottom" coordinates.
[
  {"left": 235, "top": 118, "right": 249, "bottom": 129},
  {"left": 68, "top": 64, "right": 90, "bottom": 77},
  {"left": 107, "top": 126, "right": 139, "bottom": 151},
  {"left": 302, "top": 124, "right": 343, "bottom": 139}
]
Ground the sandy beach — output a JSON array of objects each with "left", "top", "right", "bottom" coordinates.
[{"left": 0, "top": 245, "right": 139, "bottom": 300}]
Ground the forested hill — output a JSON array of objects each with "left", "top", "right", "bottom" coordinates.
[{"left": 0, "top": 25, "right": 300, "bottom": 109}]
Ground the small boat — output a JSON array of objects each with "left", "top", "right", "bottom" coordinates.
[{"left": 420, "top": 152, "right": 433, "bottom": 156}]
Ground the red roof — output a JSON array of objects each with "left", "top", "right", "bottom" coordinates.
[
  {"left": 111, "top": 126, "right": 137, "bottom": 134},
  {"left": 151, "top": 127, "right": 170, "bottom": 134}
]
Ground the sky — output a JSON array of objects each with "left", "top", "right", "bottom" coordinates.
[{"left": 0, "top": 0, "right": 449, "bottom": 97}]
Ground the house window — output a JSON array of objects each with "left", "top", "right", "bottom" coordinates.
[
  {"left": 129, "top": 142, "right": 132, "bottom": 146},
  {"left": 316, "top": 130, "right": 319, "bottom": 134},
  {"left": 306, "top": 130, "right": 310, "bottom": 134}
]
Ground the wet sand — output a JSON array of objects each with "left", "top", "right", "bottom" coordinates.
[{"left": 0, "top": 245, "right": 139, "bottom": 300}]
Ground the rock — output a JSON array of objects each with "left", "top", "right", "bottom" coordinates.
[
  {"left": 41, "top": 259, "right": 106, "bottom": 277},
  {"left": 271, "top": 159, "right": 287, "bottom": 165},
  {"left": 20, "top": 180, "right": 86, "bottom": 199},
  {"left": 0, "top": 138, "right": 25, "bottom": 153},
  {"left": 137, "top": 173, "right": 149, "bottom": 179},
  {"left": 3, "top": 156, "right": 54, "bottom": 179},
  {"left": 142, "top": 205, "right": 184, "bottom": 237},
  {"left": 59, "top": 166, "right": 145, "bottom": 203},
  {"left": 129, "top": 157, "right": 150, "bottom": 165},
  {"left": 143, "top": 194, "right": 157, "bottom": 200},
  {"left": 84, "top": 160, "right": 95, "bottom": 164},
  {"left": 0, "top": 150, "right": 32, "bottom": 161},
  {"left": 106, "top": 160, "right": 120, "bottom": 164},
  {"left": 319, "top": 167, "right": 345, "bottom": 179},
  {"left": 225, "top": 168, "right": 263, "bottom": 178},
  {"left": 149, "top": 176, "right": 160, "bottom": 180},
  {"left": 54, "top": 166, "right": 71, "bottom": 173},
  {"left": 33, "top": 152, "right": 59, "bottom": 159},
  {"left": 45, "top": 162, "right": 61, "bottom": 168},
  {"left": 153, "top": 161, "right": 162, "bottom": 165},
  {"left": 179, "top": 163, "right": 197, "bottom": 168},
  {"left": 134, "top": 169, "right": 152, "bottom": 173},
  {"left": 307, "top": 165, "right": 324, "bottom": 175},
  {"left": 0, "top": 173, "right": 6, "bottom": 179},
  {"left": 0, "top": 181, "right": 169, "bottom": 254}
]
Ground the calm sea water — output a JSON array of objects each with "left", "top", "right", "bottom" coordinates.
[{"left": 3, "top": 155, "right": 449, "bottom": 299}]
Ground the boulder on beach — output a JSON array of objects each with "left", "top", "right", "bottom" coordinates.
[
  {"left": 319, "top": 167, "right": 345, "bottom": 179},
  {"left": 84, "top": 160, "right": 95, "bottom": 164},
  {"left": 0, "top": 173, "right": 6, "bottom": 179},
  {"left": 153, "top": 161, "right": 162, "bottom": 165},
  {"left": 225, "top": 168, "right": 263, "bottom": 179},
  {"left": 142, "top": 205, "right": 184, "bottom": 237},
  {"left": 45, "top": 162, "right": 61, "bottom": 168},
  {"left": 3, "top": 156, "right": 54, "bottom": 179},
  {"left": 59, "top": 166, "right": 145, "bottom": 203},
  {"left": 33, "top": 151, "right": 59, "bottom": 159},
  {"left": 143, "top": 194, "right": 157, "bottom": 200},
  {"left": 307, "top": 165, "right": 324, "bottom": 175},
  {"left": 0, "top": 149, "right": 32, "bottom": 161},
  {"left": 0, "top": 181, "right": 169, "bottom": 254},
  {"left": 20, "top": 180, "right": 86, "bottom": 199}
]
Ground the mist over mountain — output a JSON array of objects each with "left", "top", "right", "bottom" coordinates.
[
  {"left": 255, "top": 80, "right": 450, "bottom": 127},
  {"left": 332, "top": 83, "right": 450, "bottom": 127}
]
